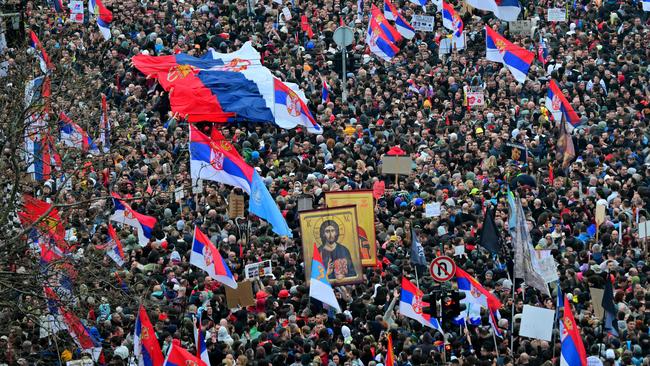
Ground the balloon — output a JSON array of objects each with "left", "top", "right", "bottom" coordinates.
[
  {"left": 394, "top": 197, "right": 402, "bottom": 206},
  {"left": 306, "top": 41, "right": 315, "bottom": 49},
  {"left": 251, "top": 151, "right": 260, "bottom": 160},
  {"left": 400, "top": 201, "right": 408, "bottom": 207},
  {"left": 414, "top": 198, "right": 424, "bottom": 206}
]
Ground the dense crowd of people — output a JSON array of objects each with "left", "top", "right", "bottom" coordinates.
[{"left": 2, "top": 0, "right": 650, "bottom": 364}]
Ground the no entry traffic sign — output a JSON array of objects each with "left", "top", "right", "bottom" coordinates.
[{"left": 429, "top": 256, "right": 457, "bottom": 282}]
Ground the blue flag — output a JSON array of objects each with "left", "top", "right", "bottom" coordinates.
[
  {"left": 250, "top": 171, "right": 292, "bottom": 237},
  {"left": 410, "top": 227, "right": 427, "bottom": 266}
]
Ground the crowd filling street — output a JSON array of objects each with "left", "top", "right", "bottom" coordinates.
[{"left": 3, "top": 0, "right": 650, "bottom": 365}]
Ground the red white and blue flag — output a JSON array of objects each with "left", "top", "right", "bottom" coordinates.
[
  {"left": 309, "top": 242, "right": 341, "bottom": 312},
  {"left": 466, "top": 0, "right": 521, "bottom": 21},
  {"left": 163, "top": 344, "right": 206, "bottom": 366},
  {"left": 442, "top": 0, "right": 463, "bottom": 38},
  {"left": 383, "top": 0, "right": 415, "bottom": 39},
  {"left": 485, "top": 26, "right": 534, "bottom": 84},
  {"left": 366, "top": 5, "right": 401, "bottom": 61},
  {"left": 134, "top": 305, "right": 165, "bottom": 366},
  {"left": 546, "top": 79, "right": 581, "bottom": 131},
  {"left": 537, "top": 34, "right": 549, "bottom": 67},
  {"left": 45, "top": 286, "right": 103, "bottom": 360},
  {"left": 399, "top": 277, "right": 444, "bottom": 334},
  {"left": 274, "top": 77, "right": 321, "bottom": 134},
  {"left": 194, "top": 312, "right": 211, "bottom": 366},
  {"left": 109, "top": 193, "right": 157, "bottom": 247},
  {"left": 59, "top": 112, "right": 101, "bottom": 155},
  {"left": 370, "top": 5, "right": 402, "bottom": 43},
  {"left": 190, "top": 226, "right": 238, "bottom": 289},
  {"left": 89, "top": 0, "right": 113, "bottom": 40},
  {"left": 321, "top": 79, "right": 330, "bottom": 104},
  {"left": 409, "top": 0, "right": 427, "bottom": 9},
  {"left": 31, "top": 132, "right": 60, "bottom": 182},
  {"left": 189, "top": 125, "right": 292, "bottom": 237},
  {"left": 201, "top": 42, "right": 322, "bottom": 133},
  {"left": 455, "top": 267, "right": 502, "bottom": 324},
  {"left": 559, "top": 295, "right": 587, "bottom": 366},
  {"left": 104, "top": 223, "right": 125, "bottom": 267},
  {"left": 29, "top": 30, "right": 53, "bottom": 73}
]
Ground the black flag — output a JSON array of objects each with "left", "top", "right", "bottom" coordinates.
[
  {"left": 479, "top": 206, "right": 501, "bottom": 254},
  {"left": 602, "top": 274, "right": 619, "bottom": 337}
]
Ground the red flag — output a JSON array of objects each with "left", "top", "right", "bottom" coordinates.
[
  {"left": 548, "top": 163, "right": 554, "bottom": 185},
  {"left": 386, "top": 333, "right": 395, "bottom": 366},
  {"left": 19, "top": 195, "right": 67, "bottom": 249},
  {"left": 164, "top": 344, "right": 206, "bottom": 366},
  {"left": 301, "top": 15, "right": 314, "bottom": 38},
  {"left": 339, "top": 16, "right": 345, "bottom": 27}
]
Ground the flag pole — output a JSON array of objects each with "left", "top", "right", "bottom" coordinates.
[
  {"left": 549, "top": 283, "right": 557, "bottom": 361},
  {"left": 492, "top": 330, "right": 499, "bottom": 358}
]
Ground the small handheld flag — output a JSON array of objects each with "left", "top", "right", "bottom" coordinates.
[
  {"left": 321, "top": 79, "right": 330, "bottom": 104},
  {"left": 89, "top": 0, "right": 113, "bottom": 40},
  {"left": 309, "top": 242, "right": 341, "bottom": 313},
  {"left": 109, "top": 193, "right": 157, "bottom": 247},
  {"left": 399, "top": 277, "right": 444, "bottom": 334},
  {"left": 485, "top": 26, "right": 534, "bottom": 84},
  {"left": 28, "top": 30, "right": 53, "bottom": 73},
  {"left": 190, "top": 226, "right": 238, "bottom": 289}
]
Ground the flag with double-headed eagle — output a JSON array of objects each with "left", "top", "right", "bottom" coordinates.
[
  {"left": 366, "top": 5, "right": 401, "bottom": 61},
  {"left": 188, "top": 125, "right": 292, "bottom": 237},
  {"left": 190, "top": 226, "right": 238, "bottom": 289},
  {"left": 399, "top": 277, "right": 444, "bottom": 334},
  {"left": 442, "top": 0, "right": 463, "bottom": 38},
  {"left": 134, "top": 47, "right": 321, "bottom": 133},
  {"left": 134, "top": 305, "right": 165, "bottom": 366},
  {"left": 485, "top": 26, "right": 534, "bottom": 84}
]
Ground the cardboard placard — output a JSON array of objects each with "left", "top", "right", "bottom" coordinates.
[
  {"left": 281, "top": 7, "right": 292, "bottom": 20},
  {"left": 438, "top": 33, "right": 466, "bottom": 55},
  {"left": 638, "top": 220, "right": 650, "bottom": 239},
  {"left": 411, "top": 15, "right": 435, "bottom": 32},
  {"left": 425, "top": 202, "right": 441, "bottom": 218},
  {"left": 519, "top": 305, "right": 555, "bottom": 341},
  {"left": 192, "top": 178, "right": 203, "bottom": 194},
  {"left": 547, "top": 8, "right": 567, "bottom": 22},
  {"left": 466, "top": 91, "right": 485, "bottom": 106},
  {"left": 69, "top": 0, "right": 84, "bottom": 23},
  {"left": 174, "top": 186, "right": 184, "bottom": 202},
  {"left": 595, "top": 204, "right": 606, "bottom": 227},
  {"left": 381, "top": 156, "right": 413, "bottom": 176},
  {"left": 589, "top": 287, "right": 605, "bottom": 321},
  {"left": 508, "top": 20, "right": 534, "bottom": 36},
  {"left": 244, "top": 260, "right": 273, "bottom": 279},
  {"left": 225, "top": 280, "right": 255, "bottom": 309},
  {"left": 229, "top": 193, "right": 245, "bottom": 218}
]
